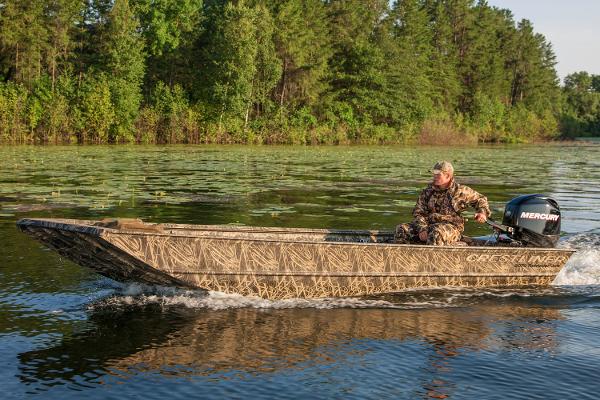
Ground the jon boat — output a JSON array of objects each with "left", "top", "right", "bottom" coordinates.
[{"left": 17, "top": 194, "right": 574, "bottom": 300}]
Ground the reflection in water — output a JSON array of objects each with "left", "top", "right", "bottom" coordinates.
[{"left": 18, "top": 299, "right": 562, "bottom": 396}]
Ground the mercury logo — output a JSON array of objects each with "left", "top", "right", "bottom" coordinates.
[{"left": 520, "top": 212, "right": 559, "bottom": 221}]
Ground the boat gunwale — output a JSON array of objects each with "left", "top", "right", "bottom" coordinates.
[
  {"left": 16, "top": 218, "right": 577, "bottom": 254},
  {"left": 18, "top": 217, "right": 391, "bottom": 235}
]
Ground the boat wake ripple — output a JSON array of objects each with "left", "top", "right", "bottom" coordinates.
[
  {"left": 90, "top": 282, "right": 401, "bottom": 310},
  {"left": 89, "top": 282, "right": 586, "bottom": 311}
]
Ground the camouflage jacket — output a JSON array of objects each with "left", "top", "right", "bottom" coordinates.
[{"left": 412, "top": 180, "right": 491, "bottom": 232}]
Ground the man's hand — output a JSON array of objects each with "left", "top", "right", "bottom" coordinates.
[
  {"left": 418, "top": 230, "right": 428, "bottom": 242},
  {"left": 474, "top": 212, "right": 487, "bottom": 223}
]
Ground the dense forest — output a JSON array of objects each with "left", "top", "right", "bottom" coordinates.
[{"left": 0, "top": 0, "right": 598, "bottom": 144}]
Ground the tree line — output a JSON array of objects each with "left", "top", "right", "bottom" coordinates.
[{"left": 0, "top": 0, "right": 597, "bottom": 144}]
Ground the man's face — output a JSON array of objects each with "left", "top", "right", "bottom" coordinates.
[{"left": 433, "top": 171, "right": 452, "bottom": 187}]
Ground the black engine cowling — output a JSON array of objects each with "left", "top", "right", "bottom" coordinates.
[{"left": 501, "top": 194, "right": 561, "bottom": 248}]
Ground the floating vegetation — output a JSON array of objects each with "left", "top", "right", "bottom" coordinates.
[
  {"left": 249, "top": 206, "right": 296, "bottom": 216},
  {"left": 1, "top": 145, "right": 599, "bottom": 235}
]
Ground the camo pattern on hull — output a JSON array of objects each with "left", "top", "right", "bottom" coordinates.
[
  {"left": 17, "top": 218, "right": 575, "bottom": 299},
  {"left": 175, "top": 273, "right": 554, "bottom": 299},
  {"left": 16, "top": 224, "right": 192, "bottom": 288}
]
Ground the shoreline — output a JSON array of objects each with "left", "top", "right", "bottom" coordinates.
[{"left": 0, "top": 137, "right": 597, "bottom": 147}]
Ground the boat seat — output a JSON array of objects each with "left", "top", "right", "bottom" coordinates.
[{"left": 94, "top": 218, "right": 165, "bottom": 233}]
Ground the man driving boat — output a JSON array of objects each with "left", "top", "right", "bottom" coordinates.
[{"left": 395, "top": 161, "right": 491, "bottom": 245}]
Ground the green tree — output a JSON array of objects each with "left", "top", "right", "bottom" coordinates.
[
  {"left": 195, "top": 1, "right": 281, "bottom": 130},
  {"left": 0, "top": 0, "right": 82, "bottom": 88},
  {"left": 0, "top": 0, "right": 49, "bottom": 86},
  {"left": 131, "top": 0, "right": 202, "bottom": 57},
  {"left": 75, "top": 73, "right": 115, "bottom": 143},
  {"left": 29, "top": 74, "right": 76, "bottom": 143},
  {"left": 561, "top": 71, "right": 600, "bottom": 136},
  {"left": 378, "top": 0, "right": 435, "bottom": 128},
  {"left": 247, "top": 4, "right": 281, "bottom": 122},
  {"left": 46, "top": 0, "right": 84, "bottom": 90},
  {"left": 591, "top": 74, "right": 600, "bottom": 93},
  {"left": 100, "top": 0, "right": 146, "bottom": 142},
  {"left": 149, "top": 81, "right": 192, "bottom": 143},
  {"left": 447, "top": 1, "right": 512, "bottom": 115},
  {"left": 268, "top": 0, "right": 331, "bottom": 109},
  {"left": 131, "top": 0, "right": 203, "bottom": 92},
  {"left": 195, "top": 1, "right": 258, "bottom": 128},
  {"left": 424, "top": 0, "right": 461, "bottom": 113},
  {"left": 444, "top": 0, "right": 476, "bottom": 113},
  {"left": 325, "top": 0, "right": 389, "bottom": 126},
  {"left": 0, "top": 81, "right": 29, "bottom": 142},
  {"left": 507, "top": 19, "right": 559, "bottom": 113}
]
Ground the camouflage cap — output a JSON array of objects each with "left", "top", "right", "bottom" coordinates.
[{"left": 432, "top": 161, "right": 454, "bottom": 175}]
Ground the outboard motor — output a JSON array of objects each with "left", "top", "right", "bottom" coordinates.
[{"left": 494, "top": 194, "right": 561, "bottom": 248}]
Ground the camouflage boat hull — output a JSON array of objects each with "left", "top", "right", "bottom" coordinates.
[{"left": 17, "top": 218, "right": 575, "bottom": 299}]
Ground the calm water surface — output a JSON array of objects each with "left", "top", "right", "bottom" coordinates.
[{"left": 1, "top": 145, "right": 600, "bottom": 399}]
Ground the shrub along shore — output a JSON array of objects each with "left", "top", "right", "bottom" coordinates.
[{"left": 0, "top": 1, "right": 598, "bottom": 145}]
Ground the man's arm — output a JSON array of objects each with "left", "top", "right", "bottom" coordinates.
[
  {"left": 412, "top": 189, "right": 430, "bottom": 232},
  {"left": 462, "top": 186, "right": 491, "bottom": 218}
]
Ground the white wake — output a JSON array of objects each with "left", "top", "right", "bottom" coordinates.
[{"left": 554, "top": 233, "right": 600, "bottom": 286}]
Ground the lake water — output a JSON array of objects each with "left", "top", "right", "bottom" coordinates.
[{"left": 1, "top": 144, "right": 600, "bottom": 399}]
